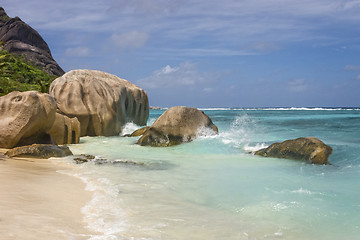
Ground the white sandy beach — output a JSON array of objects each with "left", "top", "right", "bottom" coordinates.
[{"left": 0, "top": 149, "right": 94, "bottom": 240}]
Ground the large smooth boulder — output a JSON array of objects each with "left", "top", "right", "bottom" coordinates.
[
  {"left": 137, "top": 106, "right": 218, "bottom": 147},
  {"left": 6, "top": 144, "right": 73, "bottom": 159},
  {"left": 0, "top": 91, "right": 57, "bottom": 148},
  {"left": 0, "top": 7, "right": 64, "bottom": 76},
  {"left": 254, "top": 137, "right": 333, "bottom": 164},
  {"left": 49, "top": 69, "right": 149, "bottom": 137},
  {"left": 47, "top": 113, "right": 80, "bottom": 145}
]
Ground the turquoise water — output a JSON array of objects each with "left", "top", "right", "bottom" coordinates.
[{"left": 64, "top": 108, "right": 360, "bottom": 240}]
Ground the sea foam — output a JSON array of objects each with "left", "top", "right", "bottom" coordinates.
[
  {"left": 219, "top": 114, "right": 256, "bottom": 149},
  {"left": 243, "top": 143, "right": 268, "bottom": 153},
  {"left": 58, "top": 167, "right": 129, "bottom": 240},
  {"left": 120, "top": 122, "right": 142, "bottom": 136}
]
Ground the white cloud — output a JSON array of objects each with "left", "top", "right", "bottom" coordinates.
[
  {"left": 109, "top": 0, "right": 183, "bottom": 15},
  {"left": 137, "top": 62, "right": 218, "bottom": 89},
  {"left": 64, "top": 46, "right": 90, "bottom": 57},
  {"left": 5, "top": 0, "right": 360, "bottom": 41},
  {"left": 110, "top": 31, "right": 149, "bottom": 49},
  {"left": 342, "top": 0, "right": 360, "bottom": 10},
  {"left": 344, "top": 65, "right": 360, "bottom": 81},
  {"left": 251, "top": 41, "right": 281, "bottom": 52},
  {"left": 4, "top": 0, "right": 360, "bottom": 58},
  {"left": 288, "top": 79, "right": 308, "bottom": 92},
  {"left": 145, "top": 48, "right": 257, "bottom": 57},
  {"left": 203, "top": 87, "right": 213, "bottom": 93},
  {"left": 344, "top": 64, "right": 360, "bottom": 71},
  {"left": 2, "top": 0, "right": 107, "bottom": 31}
]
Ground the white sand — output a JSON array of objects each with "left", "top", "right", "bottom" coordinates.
[{"left": 0, "top": 149, "right": 94, "bottom": 240}]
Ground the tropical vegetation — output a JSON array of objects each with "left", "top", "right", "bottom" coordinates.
[{"left": 0, "top": 43, "right": 56, "bottom": 96}]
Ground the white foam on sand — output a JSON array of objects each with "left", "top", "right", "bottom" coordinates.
[{"left": 57, "top": 167, "right": 128, "bottom": 239}]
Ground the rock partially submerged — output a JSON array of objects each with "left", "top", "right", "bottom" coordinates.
[
  {"left": 137, "top": 106, "right": 218, "bottom": 147},
  {"left": 6, "top": 144, "right": 73, "bottom": 159},
  {"left": 72, "top": 154, "right": 145, "bottom": 167},
  {"left": 49, "top": 70, "right": 149, "bottom": 137},
  {"left": 254, "top": 137, "right": 333, "bottom": 165},
  {"left": 73, "top": 154, "right": 97, "bottom": 164},
  {"left": 0, "top": 91, "right": 57, "bottom": 148}
]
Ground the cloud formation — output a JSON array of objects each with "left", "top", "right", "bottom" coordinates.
[
  {"left": 137, "top": 62, "right": 218, "bottom": 89},
  {"left": 3, "top": 0, "right": 360, "bottom": 64},
  {"left": 251, "top": 41, "right": 281, "bottom": 52},
  {"left": 5, "top": 0, "right": 360, "bottom": 46},
  {"left": 2, "top": 0, "right": 360, "bottom": 106},
  {"left": 109, "top": 0, "right": 183, "bottom": 14},
  {"left": 65, "top": 46, "right": 90, "bottom": 57},
  {"left": 288, "top": 79, "right": 308, "bottom": 92},
  {"left": 345, "top": 64, "right": 360, "bottom": 71},
  {"left": 110, "top": 31, "right": 149, "bottom": 49}
]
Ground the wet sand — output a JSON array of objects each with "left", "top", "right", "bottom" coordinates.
[{"left": 0, "top": 149, "right": 94, "bottom": 240}]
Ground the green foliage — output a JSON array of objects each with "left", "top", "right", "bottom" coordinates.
[
  {"left": 0, "top": 47, "right": 56, "bottom": 96},
  {"left": 0, "top": 14, "right": 11, "bottom": 22}
]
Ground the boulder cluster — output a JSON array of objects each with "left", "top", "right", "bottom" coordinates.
[
  {"left": 0, "top": 6, "right": 333, "bottom": 164},
  {"left": 0, "top": 70, "right": 149, "bottom": 150}
]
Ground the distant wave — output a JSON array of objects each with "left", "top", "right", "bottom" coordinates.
[
  {"left": 198, "top": 107, "right": 360, "bottom": 111},
  {"left": 198, "top": 108, "right": 231, "bottom": 111},
  {"left": 149, "top": 107, "right": 168, "bottom": 110}
]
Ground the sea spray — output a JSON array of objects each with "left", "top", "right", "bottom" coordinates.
[
  {"left": 196, "top": 126, "right": 218, "bottom": 138},
  {"left": 120, "top": 122, "right": 142, "bottom": 136},
  {"left": 219, "top": 113, "right": 257, "bottom": 149},
  {"left": 243, "top": 143, "right": 269, "bottom": 153}
]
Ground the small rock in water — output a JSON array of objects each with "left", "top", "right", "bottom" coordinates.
[
  {"left": 73, "top": 154, "right": 98, "bottom": 164},
  {"left": 112, "top": 159, "right": 146, "bottom": 166},
  {"left": 72, "top": 154, "right": 175, "bottom": 171},
  {"left": 254, "top": 137, "right": 332, "bottom": 165}
]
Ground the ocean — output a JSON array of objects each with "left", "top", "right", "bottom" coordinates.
[{"left": 59, "top": 108, "right": 360, "bottom": 240}]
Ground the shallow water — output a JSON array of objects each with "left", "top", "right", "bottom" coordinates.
[{"left": 64, "top": 108, "right": 360, "bottom": 240}]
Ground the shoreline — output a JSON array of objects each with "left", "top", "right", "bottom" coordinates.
[{"left": 0, "top": 149, "right": 94, "bottom": 240}]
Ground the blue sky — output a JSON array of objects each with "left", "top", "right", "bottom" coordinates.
[{"left": 3, "top": 0, "right": 360, "bottom": 107}]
